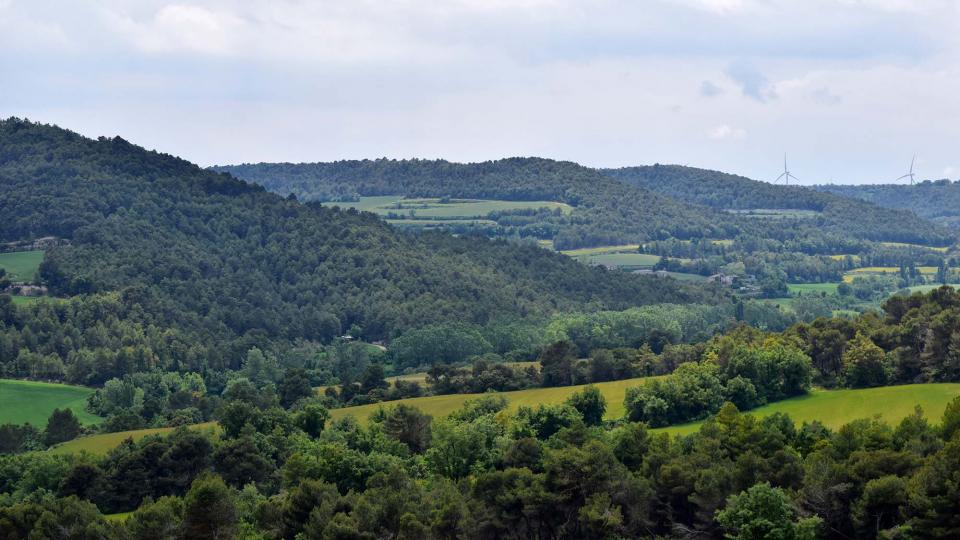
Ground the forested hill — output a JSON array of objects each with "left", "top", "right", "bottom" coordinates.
[
  {"left": 604, "top": 164, "right": 955, "bottom": 246},
  {"left": 214, "top": 159, "right": 745, "bottom": 248},
  {"left": 0, "top": 119, "right": 721, "bottom": 348},
  {"left": 815, "top": 180, "right": 960, "bottom": 229},
  {"left": 217, "top": 159, "right": 955, "bottom": 248}
]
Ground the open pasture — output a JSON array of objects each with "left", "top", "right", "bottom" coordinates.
[
  {"left": 879, "top": 241, "right": 950, "bottom": 252},
  {"left": 788, "top": 282, "right": 840, "bottom": 295},
  {"left": 0, "top": 250, "right": 43, "bottom": 281},
  {"left": 658, "top": 383, "right": 960, "bottom": 436},
  {"left": 559, "top": 244, "right": 641, "bottom": 257},
  {"left": 333, "top": 196, "right": 572, "bottom": 219},
  {"left": 726, "top": 208, "right": 821, "bottom": 219},
  {"left": 585, "top": 253, "right": 661, "bottom": 268},
  {"left": 49, "top": 422, "right": 219, "bottom": 455},
  {"left": 0, "top": 379, "right": 102, "bottom": 427},
  {"left": 328, "top": 376, "right": 658, "bottom": 424}
]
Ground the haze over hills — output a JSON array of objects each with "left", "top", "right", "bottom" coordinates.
[{"left": 815, "top": 180, "right": 960, "bottom": 229}]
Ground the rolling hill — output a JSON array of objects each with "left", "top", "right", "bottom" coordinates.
[
  {"left": 604, "top": 164, "right": 955, "bottom": 246},
  {"left": 0, "top": 119, "right": 722, "bottom": 382},
  {"left": 816, "top": 179, "right": 960, "bottom": 229}
]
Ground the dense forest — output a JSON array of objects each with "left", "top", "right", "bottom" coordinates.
[
  {"left": 217, "top": 159, "right": 955, "bottom": 250},
  {"left": 4, "top": 288, "right": 960, "bottom": 538},
  {"left": 817, "top": 179, "right": 960, "bottom": 229},
  {"left": 0, "top": 119, "right": 721, "bottom": 365}
]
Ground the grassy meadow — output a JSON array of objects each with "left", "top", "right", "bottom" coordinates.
[
  {"left": 0, "top": 379, "right": 102, "bottom": 427},
  {"left": 332, "top": 196, "right": 572, "bottom": 219},
  {"left": 0, "top": 250, "right": 43, "bottom": 281},
  {"left": 49, "top": 422, "right": 220, "bottom": 455},
  {"left": 787, "top": 282, "right": 840, "bottom": 295},
  {"left": 657, "top": 383, "right": 960, "bottom": 436}
]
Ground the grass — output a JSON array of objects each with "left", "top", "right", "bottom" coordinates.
[
  {"left": 879, "top": 242, "right": 950, "bottom": 252},
  {"left": 332, "top": 196, "right": 572, "bottom": 219},
  {"left": 726, "top": 209, "right": 820, "bottom": 219},
  {"left": 0, "top": 379, "right": 102, "bottom": 427},
  {"left": 385, "top": 219, "right": 498, "bottom": 227},
  {"left": 788, "top": 283, "right": 840, "bottom": 295},
  {"left": 657, "top": 383, "right": 960, "bottom": 436},
  {"left": 902, "top": 284, "right": 960, "bottom": 294},
  {"left": 583, "top": 253, "right": 661, "bottom": 268},
  {"left": 663, "top": 272, "right": 709, "bottom": 282},
  {"left": 10, "top": 295, "right": 44, "bottom": 305},
  {"left": 0, "top": 250, "right": 43, "bottom": 281},
  {"left": 103, "top": 512, "right": 133, "bottom": 523},
  {"left": 49, "top": 422, "right": 220, "bottom": 455},
  {"left": 559, "top": 244, "right": 641, "bottom": 257},
  {"left": 328, "top": 376, "right": 660, "bottom": 424}
]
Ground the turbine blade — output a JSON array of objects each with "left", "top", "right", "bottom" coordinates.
[{"left": 775, "top": 172, "right": 787, "bottom": 181}]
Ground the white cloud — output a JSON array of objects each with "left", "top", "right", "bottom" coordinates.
[{"left": 708, "top": 125, "right": 747, "bottom": 140}]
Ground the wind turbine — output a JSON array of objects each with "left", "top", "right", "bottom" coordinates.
[
  {"left": 895, "top": 155, "right": 916, "bottom": 185},
  {"left": 775, "top": 154, "right": 799, "bottom": 185}
]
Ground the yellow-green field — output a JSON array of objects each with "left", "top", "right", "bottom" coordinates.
[
  {"left": 657, "top": 383, "right": 960, "bottom": 436},
  {"left": 45, "top": 382, "right": 960, "bottom": 455},
  {"left": 329, "top": 376, "right": 659, "bottom": 424},
  {"left": 787, "top": 283, "right": 840, "bottom": 295},
  {"left": 333, "top": 196, "right": 572, "bottom": 219},
  {"left": 0, "top": 250, "right": 43, "bottom": 281},
  {"left": 843, "top": 266, "right": 940, "bottom": 283},
  {"left": 559, "top": 244, "right": 641, "bottom": 257},
  {"left": 0, "top": 379, "right": 102, "bottom": 427},
  {"left": 583, "top": 253, "right": 662, "bottom": 268},
  {"left": 879, "top": 242, "right": 950, "bottom": 252},
  {"left": 49, "top": 422, "right": 220, "bottom": 455}
]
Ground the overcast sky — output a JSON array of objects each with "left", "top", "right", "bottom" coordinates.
[{"left": 2, "top": 0, "right": 959, "bottom": 184}]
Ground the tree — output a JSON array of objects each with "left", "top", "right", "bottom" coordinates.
[
  {"left": 181, "top": 474, "right": 237, "bottom": 540},
  {"left": 566, "top": 385, "right": 606, "bottom": 426},
  {"left": 295, "top": 403, "right": 330, "bottom": 438},
  {"left": 382, "top": 405, "right": 432, "bottom": 453},
  {"left": 279, "top": 368, "right": 314, "bottom": 408},
  {"left": 213, "top": 436, "right": 275, "bottom": 488},
  {"left": 941, "top": 396, "right": 960, "bottom": 441},
  {"left": 716, "top": 483, "right": 821, "bottom": 540},
  {"left": 43, "top": 408, "right": 81, "bottom": 446},
  {"left": 539, "top": 340, "right": 577, "bottom": 387},
  {"left": 842, "top": 334, "right": 888, "bottom": 388}
]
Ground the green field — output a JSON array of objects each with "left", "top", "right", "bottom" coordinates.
[
  {"left": 879, "top": 241, "right": 950, "bottom": 252},
  {"left": 0, "top": 379, "right": 102, "bottom": 427},
  {"left": 788, "top": 282, "right": 840, "bottom": 295},
  {"left": 0, "top": 250, "right": 43, "bottom": 281},
  {"left": 384, "top": 218, "right": 498, "bottom": 227},
  {"left": 10, "top": 295, "right": 44, "bottom": 305},
  {"left": 332, "top": 196, "right": 572, "bottom": 219},
  {"left": 559, "top": 244, "right": 641, "bottom": 257},
  {"left": 583, "top": 253, "right": 661, "bottom": 268},
  {"left": 726, "top": 208, "right": 820, "bottom": 219},
  {"left": 902, "top": 284, "right": 960, "bottom": 295},
  {"left": 329, "top": 376, "right": 659, "bottom": 424},
  {"left": 50, "top": 422, "right": 220, "bottom": 455},
  {"left": 658, "top": 383, "right": 960, "bottom": 436}
]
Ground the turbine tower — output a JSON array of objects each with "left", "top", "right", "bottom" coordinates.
[
  {"left": 895, "top": 155, "right": 916, "bottom": 185},
  {"left": 775, "top": 154, "right": 799, "bottom": 185}
]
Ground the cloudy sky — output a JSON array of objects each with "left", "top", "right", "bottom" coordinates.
[{"left": 2, "top": 0, "right": 959, "bottom": 184}]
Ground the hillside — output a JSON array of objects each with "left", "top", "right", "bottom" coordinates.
[
  {"left": 604, "top": 164, "right": 955, "bottom": 246},
  {"left": 816, "top": 180, "right": 960, "bottom": 229},
  {"left": 0, "top": 119, "right": 721, "bottom": 382},
  {"left": 214, "top": 158, "right": 744, "bottom": 249}
]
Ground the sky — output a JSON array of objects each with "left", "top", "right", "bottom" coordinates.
[{"left": 2, "top": 0, "right": 959, "bottom": 185}]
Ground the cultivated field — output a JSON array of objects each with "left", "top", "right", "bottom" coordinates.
[
  {"left": 658, "top": 383, "right": 960, "bottom": 436},
  {"left": 559, "top": 244, "right": 641, "bottom": 257},
  {"left": 726, "top": 208, "right": 821, "bottom": 219},
  {"left": 328, "top": 376, "right": 660, "bottom": 424},
  {"left": 49, "top": 422, "right": 220, "bottom": 455},
  {"left": 879, "top": 241, "right": 950, "bottom": 252},
  {"left": 0, "top": 379, "right": 102, "bottom": 427},
  {"left": 787, "top": 283, "right": 840, "bottom": 295},
  {"left": 46, "top": 382, "right": 960, "bottom": 456},
  {"left": 583, "top": 253, "right": 661, "bottom": 268},
  {"left": 0, "top": 250, "right": 43, "bottom": 281},
  {"left": 332, "top": 196, "right": 572, "bottom": 218}
]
